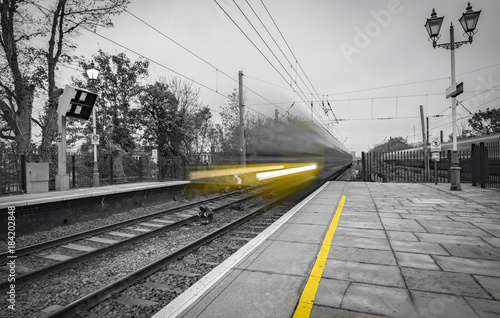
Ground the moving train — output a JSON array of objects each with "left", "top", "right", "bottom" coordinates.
[{"left": 190, "top": 120, "right": 353, "bottom": 184}]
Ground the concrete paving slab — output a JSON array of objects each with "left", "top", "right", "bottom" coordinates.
[
  {"left": 474, "top": 275, "right": 500, "bottom": 299},
  {"left": 395, "top": 252, "right": 440, "bottom": 270},
  {"left": 192, "top": 270, "right": 303, "bottom": 318},
  {"left": 331, "top": 235, "right": 391, "bottom": 251},
  {"left": 275, "top": 223, "right": 328, "bottom": 244},
  {"left": 386, "top": 231, "right": 419, "bottom": 241},
  {"left": 390, "top": 240, "right": 449, "bottom": 255},
  {"left": 335, "top": 227, "right": 386, "bottom": 239},
  {"left": 311, "top": 306, "right": 388, "bottom": 318},
  {"left": 441, "top": 243, "right": 500, "bottom": 260},
  {"left": 334, "top": 220, "right": 384, "bottom": 230},
  {"left": 322, "top": 260, "right": 406, "bottom": 288},
  {"left": 415, "top": 233, "right": 492, "bottom": 246},
  {"left": 410, "top": 290, "right": 479, "bottom": 318},
  {"left": 401, "top": 267, "right": 490, "bottom": 298},
  {"left": 292, "top": 212, "right": 335, "bottom": 225},
  {"left": 419, "top": 226, "right": 492, "bottom": 236},
  {"left": 473, "top": 223, "right": 500, "bottom": 236},
  {"left": 465, "top": 297, "right": 500, "bottom": 318},
  {"left": 378, "top": 213, "right": 401, "bottom": 219},
  {"left": 341, "top": 283, "right": 415, "bottom": 317},
  {"left": 380, "top": 218, "right": 427, "bottom": 232},
  {"left": 244, "top": 240, "right": 318, "bottom": 276},
  {"left": 314, "top": 277, "right": 350, "bottom": 308},
  {"left": 400, "top": 214, "right": 453, "bottom": 221},
  {"left": 301, "top": 204, "right": 339, "bottom": 214},
  {"left": 417, "top": 220, "right": 477, "bottom": 228},
  {"left": 329, "top": 246, "right": 397, "bottom": 266},
  {"left": 433, "top": 256, "right": 500, "bottom": 277},
  {"left": 483, "top": 237, "right": 500, "bottom": 247}
]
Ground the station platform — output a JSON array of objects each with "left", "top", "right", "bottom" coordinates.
[
  {"left": 0, "top": 181, "right": 189, "bottom": 209},
  {"left": 0, "top": 181, "right": 190, "bottom": 235},
  {"left": 154, "top": 181, "right": 500, "bottom": 318}
]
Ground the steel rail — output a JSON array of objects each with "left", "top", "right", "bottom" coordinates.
[
  {"left": 46, "top": 175, "right": 317, "bottom": 318},
  {"left": 45, "top": 178, "right": 308, "bottom": 318},
  {"left": 0, "top": 188, "right": 265, "bottom": 289}
]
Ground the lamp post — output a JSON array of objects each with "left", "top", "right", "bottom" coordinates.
[
  {"left": 424, "top": 2, "right": 481, "bottom": 191},
  {"left": 86, "top": 62, "right": 100, "bottom": 187}
]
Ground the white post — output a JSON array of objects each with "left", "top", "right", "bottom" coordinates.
[
  {"left": 55, "top": 114, "right": 69, "bottom": 190},
  {"left": 92, "top": 106, "right": 99, "bottom": 187},
  {"left": 449, "top": 23, "right": 461, "bottom": 191}
]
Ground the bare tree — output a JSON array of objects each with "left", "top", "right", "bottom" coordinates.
[{"left": 0, "top": 0, "right": 130, "bottom": 156}]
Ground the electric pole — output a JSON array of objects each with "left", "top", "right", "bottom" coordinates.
[{"left": 239, "top": 71, "right": 246, "bottom": 174}]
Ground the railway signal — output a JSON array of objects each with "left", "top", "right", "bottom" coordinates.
[{"left": 58, "top": 85, "right": 98, "bottom": 120}]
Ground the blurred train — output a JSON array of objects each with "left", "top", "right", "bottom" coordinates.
[{"left": 189, "top": 120, "right": 353, "bottom": 185}]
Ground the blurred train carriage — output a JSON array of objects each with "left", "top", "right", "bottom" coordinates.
[{"left": 189, "top": 120, "right": 353, "bottom": 187}]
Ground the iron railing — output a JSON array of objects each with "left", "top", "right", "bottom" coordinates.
[{"left": 0, "top": 149, "right": 188, "bottom": 195}]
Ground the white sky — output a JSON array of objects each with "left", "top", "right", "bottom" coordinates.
[{"left": 55, "top": 0, "right": 500, "bottom": 156}]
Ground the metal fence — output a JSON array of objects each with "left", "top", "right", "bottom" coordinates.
[
  {"left": 0, "top": 149, "right": 187, "bottom": 195},
  {"left": 361, "top": 141, "right": 500, "bottom": 189},
  {"left": 361, "top": 150, "right": 470, "bottom": 183}
]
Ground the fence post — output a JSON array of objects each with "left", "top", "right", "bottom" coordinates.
[
  {"left": 157, "top": 157, "right": 162, "bottom": 182},
  {"left": 362, "top": 152, "right": 366, "bottom": 181},
  {"left": 471, "top": 144, "right": 478, "bottom": 186},
  {"left": 138, "top": 156, "right": 143, "bottom": 182},
  {"left": 447, "top": 150, "right": 452, "bottom": 183},
  {"left": 110, "top": 155, "right": 114, "bottom": 184},
  {"left": 72, "top": 155, "right": 76, "bottom": 188},
  {"left": 21, "top": 154, "right": 26, "bottom": 193},
  {"left": 480, "top": 142, "right": 486, "bottom": 188},
  {"left": 183, "top": 156, "right": 187, "bottom": 180}
]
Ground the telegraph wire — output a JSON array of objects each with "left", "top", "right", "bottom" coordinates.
[
  {"left": 260, "top": 0, "right": 323, "bottom": 106},
  {"left": 125, "top": 7, "right": 291, "bottom": 116},
  {"left": 244, "top": 0, "right": 321, "bottom": 106},
  {"left": 214, "top": 0, "right": 329, "bottom": 128}
]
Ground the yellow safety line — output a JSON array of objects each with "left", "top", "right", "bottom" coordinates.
[{"left": 292, "top": 195, "right": 346, "bottom": 318}]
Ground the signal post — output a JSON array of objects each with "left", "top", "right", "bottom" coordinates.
[{"left": 55, "top": 85, "right": 98, "bottom": 191}]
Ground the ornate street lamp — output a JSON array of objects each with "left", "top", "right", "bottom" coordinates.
[
  {"left": 424, "top": 2, "right": 481, "bottom": 191},
  {"left": 86, "top": 62, "right": 100, "bottom": 187},
  {"left": 424, "top": 9, "right": 444, "bottom": 48},
  {"left": 459, "top": 3, "right": 481, "bottom": 42}
]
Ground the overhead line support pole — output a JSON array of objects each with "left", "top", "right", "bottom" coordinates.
[
  {"left": 420, "top": 105, "right": 429, "bottom": 182},
  {"left": 239, "top": 71, "right": 246, "bottom": 180}
]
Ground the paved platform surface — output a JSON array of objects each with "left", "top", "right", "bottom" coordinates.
[
  {"left": 0, "top": 181, "right": 189, "bottom": 209},
  {"left": 153, "top": 181, "right": 500, "bottom": 318}
]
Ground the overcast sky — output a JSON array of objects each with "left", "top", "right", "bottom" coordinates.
[{"left": 57, "top": 0, "right": 500, "bottom": 156}]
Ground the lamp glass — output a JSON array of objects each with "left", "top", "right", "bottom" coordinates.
[
  {"left": 86, "top": 68, "right": 99, "bottom": 80},
  {"left": 425, "top": 16, "right": 444, "bottom": 38},
  {"left": 459, "top": 10, "right": 480, "bottom": 33}
]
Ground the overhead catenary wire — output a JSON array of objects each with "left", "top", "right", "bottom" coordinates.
[{"left": 213, "top": 0, "right": 333, "bottom": 132}]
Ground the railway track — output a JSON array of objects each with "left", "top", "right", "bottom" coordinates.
[
  {"left": 0, "top": 183, "right": 271, "bottom": 289},
  {"left": 41, "top": 169, "right": 348, "bottom": 318}
]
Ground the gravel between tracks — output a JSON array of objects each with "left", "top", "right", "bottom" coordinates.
[{"left": 0, "top": 195, "right": 268, "bottom": 318}]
